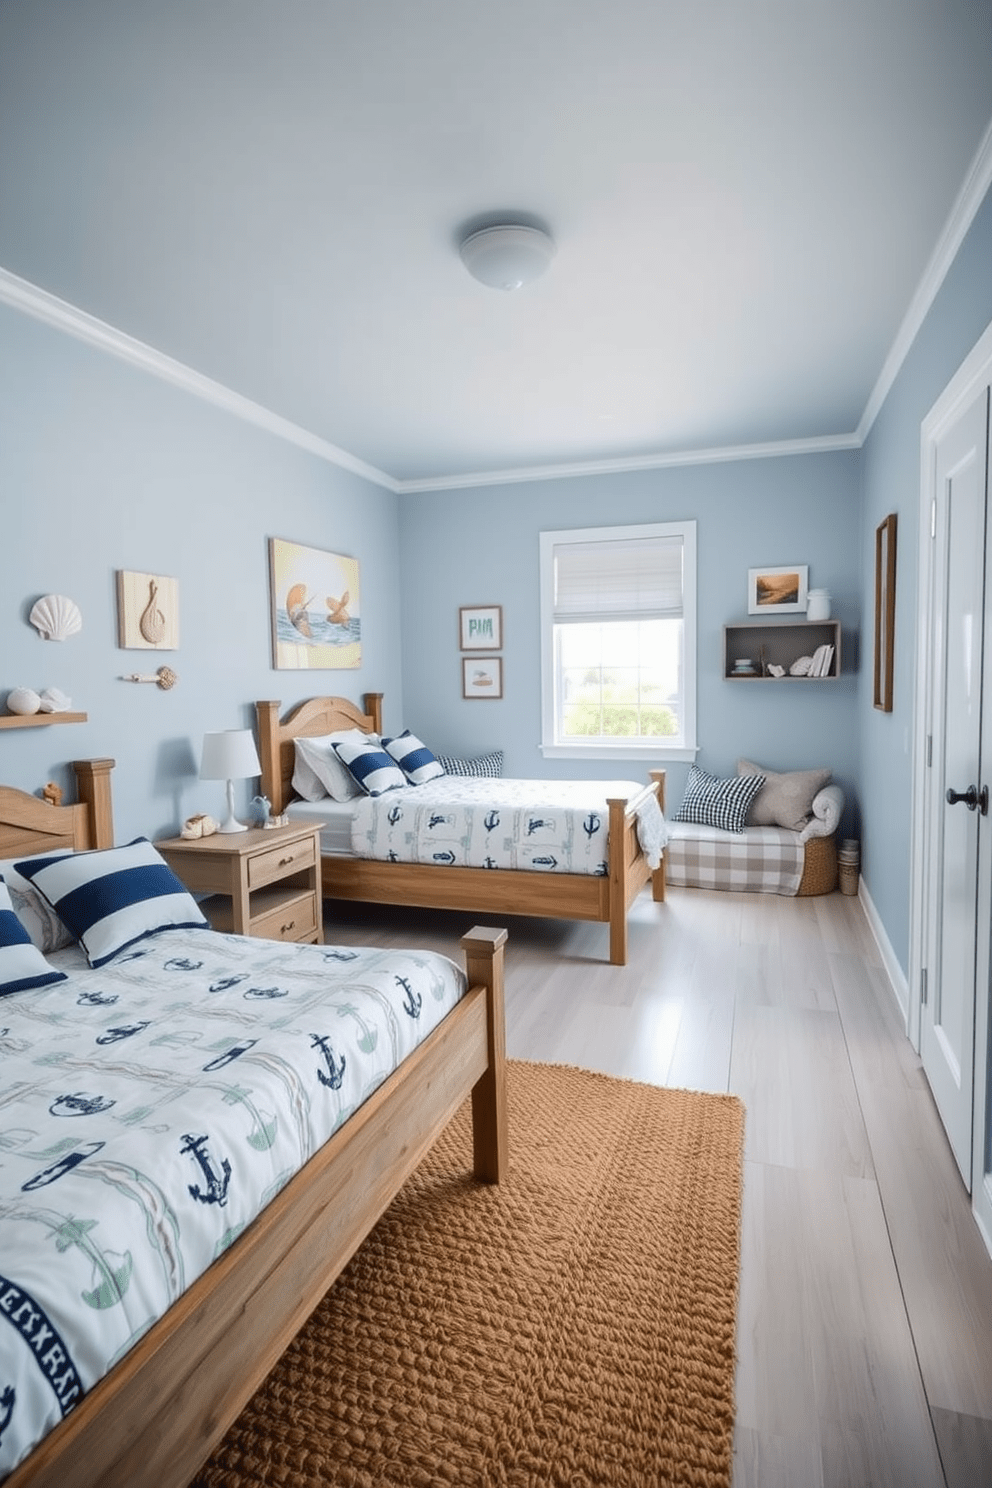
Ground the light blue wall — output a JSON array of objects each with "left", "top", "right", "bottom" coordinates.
[
  {"left": 859, "top": 183, "right": 992, "bottom": 973},
  {"left": 7, "top": 178, "right": 990, "bottom": 972},
  {"left": 399, "top": 452, "right": 862, "bottom": 828},
  {"left": 1, "top": 303, "right": 403, "bottom": 842}
]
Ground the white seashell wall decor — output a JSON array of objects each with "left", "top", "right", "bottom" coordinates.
[
  {"left": 29, "top": 594, "right": 83, "bottom": 641},
  {"left": 6, "top": 687, "right": 41, "bottom": 715}
]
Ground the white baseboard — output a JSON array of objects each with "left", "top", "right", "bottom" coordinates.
[{"left": 858, "top": 878, "right": 910, "bottom": 1029}]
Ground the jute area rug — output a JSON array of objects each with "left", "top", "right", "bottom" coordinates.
[{"left": 191, "top": 1061, "right": 745, "bottom": 1488}]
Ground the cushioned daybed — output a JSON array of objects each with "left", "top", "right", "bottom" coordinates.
[{"left": 666, "top": 760, "right": 844, "bottom": 896}]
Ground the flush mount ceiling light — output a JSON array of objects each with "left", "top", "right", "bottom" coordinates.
[{"left": 459, "top": 223, "right": 556, "bottom": 290}]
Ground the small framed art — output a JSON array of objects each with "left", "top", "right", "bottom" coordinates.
[
  {"left": 116, "top": 571, "right": 179, "bottom": 650},
  {"left": 747, "top": 565, "right": 808, "bottom": 615},
  {"left": 459, "top": 604, "right": 502, "bottom": 650},
  {"left": 462, "top": 656, "right": 503, "bottom": 699}
]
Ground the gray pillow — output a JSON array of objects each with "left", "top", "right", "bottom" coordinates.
[{"left": 736, "top": 760, "right": 832, "bottom": 832}]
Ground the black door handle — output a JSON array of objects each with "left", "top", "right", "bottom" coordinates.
[{"left": 946, "top": 784, "right": 989, "bottom": 814}]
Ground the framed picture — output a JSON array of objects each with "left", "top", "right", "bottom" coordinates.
[
  {"left": 116, "top": 571, "right": 179, "bottom": 650},
  {"left": 460, "top": 604, "right": 503, "bottom": 650},
  {"left": 873, "top": 513, "right": 897, "bottom": 712},
  {"left": 747, "top": 564, "right": 809, "bottom": 615},
  {"left": 269, "top": 536, "right": 361, "bottom": 670},
  {"left": 462, "top": 656, "right": 503, "bottom": 699}
]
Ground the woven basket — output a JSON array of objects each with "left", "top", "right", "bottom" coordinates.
[{"left": 796, "top": 833, "right": 838, "bottom": 896}]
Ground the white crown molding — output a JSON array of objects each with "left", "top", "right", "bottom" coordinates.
[
  {"left": 0, "top": 267, "right": 400, "bottom": 492},
  {"left": 858, "top": 116, "right": 992, "bottom": 442},
  {"left": 395, "top": 432, "right": 861, "bottom": 493}
]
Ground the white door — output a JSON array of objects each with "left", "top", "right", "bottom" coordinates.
[{"left": 920, "top": 387, "right": 990, "bottom": 1184}]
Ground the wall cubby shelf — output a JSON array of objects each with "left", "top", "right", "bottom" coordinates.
[
  {"left": 723, "top": 620, "right": 841, "bottom": 680},
  {"left": 0, "top": 712, "right": 88, "bottom": 729}
]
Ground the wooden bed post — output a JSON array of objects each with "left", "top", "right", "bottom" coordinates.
[
  {"left": 72, "top": 758, "right": 115, "bottom": 848},
  {"left": 607, "top": 795, "right": 630, "bottom": 966},
  {"left": 650, "top": 768, "right": 667, "bottom": 902},
  {"left": 256, "top": 701, "right": 283, "bottom": 812},
  {"left": 362, "top": 692, "right": 384, "bottom": 733},
  {"left": 461, "top": 925, "right": 508, "bottom": 1183}
]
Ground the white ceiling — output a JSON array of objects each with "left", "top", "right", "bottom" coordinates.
[{"left": 1, "top": 1, "right": 991, "bottom": 489}]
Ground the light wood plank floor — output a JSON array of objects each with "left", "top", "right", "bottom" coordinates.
[{"left": 323, "top": 885, "right": 992, "bottom": 1488}]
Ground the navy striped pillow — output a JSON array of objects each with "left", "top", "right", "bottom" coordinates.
[
  {"left": 16, "top": 838, "right": 209, "bottom": 968},
  {"left": 382, "top": 730, "right": 445, "bottom": 785},
  {"left": 332, "top": 739, "right": 408, "bottom": 797},
  {"left": 0, "top": 876, "right": 67, "bottom": 995}
]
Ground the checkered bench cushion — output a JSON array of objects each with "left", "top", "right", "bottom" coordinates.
[{"left": 665, "top": 821, "right": 805, "bottom": 896}]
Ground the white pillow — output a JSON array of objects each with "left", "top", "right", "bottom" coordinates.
[
  {"left": 0, "top": 853, "right": 76, "bottom": 953},
  {"left": 292, "top": 730, "right": 374, "bottom": 802}
]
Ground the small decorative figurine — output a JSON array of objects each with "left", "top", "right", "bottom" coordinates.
[
  {"left": 181, "top": 814, "right": 219, "bottom": 840},
  {"left": 122, "top": 666, "right": 178, "bottom": 690},
  {"left": 250, "top": 794, "right": 271, "bottom": 826}
]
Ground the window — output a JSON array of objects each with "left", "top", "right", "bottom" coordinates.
[{"left": 539, "top": 520, "right": 697, "bottom": 760}]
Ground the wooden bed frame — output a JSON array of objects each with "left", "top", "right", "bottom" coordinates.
[
  {"left": 2, "top": 760, "right": 508, "bottom": 1488},
  {"left": 256, "top": 695, "right": 667, "bottom": 966}
]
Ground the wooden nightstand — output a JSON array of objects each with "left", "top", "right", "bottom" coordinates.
[{"left": 157, "top": 820, "right": 324, "bottom": 944}]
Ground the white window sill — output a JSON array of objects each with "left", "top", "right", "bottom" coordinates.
[{"left": 540, "top": 742, "right": 698, "bottom": 763}]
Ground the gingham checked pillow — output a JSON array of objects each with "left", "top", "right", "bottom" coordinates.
[
  {"left": 674, "top": 764, "right": 766, "bottom": 834},
  {"left": 435, "top": 749, "right": 504, "bottom": 778}
]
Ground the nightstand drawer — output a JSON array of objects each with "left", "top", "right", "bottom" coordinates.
[
  {"left": 251, "top": 888, "right": 318, "bottom": 942},
  {"left": 247, "top": 835, "right": 318, "bottom": 890},
  {"left": 204, "top": 887, "right": 318, "bottom": 943}
]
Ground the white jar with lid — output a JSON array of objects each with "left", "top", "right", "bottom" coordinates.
[{"left": 807, "top": 588, "right": 831, "bottom": 621}]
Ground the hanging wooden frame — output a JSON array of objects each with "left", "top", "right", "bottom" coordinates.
[{"left": 873, "top": 513, "right": 897, "bottom": 711}]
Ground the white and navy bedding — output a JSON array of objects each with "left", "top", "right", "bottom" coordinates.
[
  {"left": 0, "top": 925, "right": 465, "bottom": 1479},
  {"left": 348, "top": 776, "right": 666, "bottom": 874},
  {"left": 285, "top": 726, "right": 667, "bottom": 876}
]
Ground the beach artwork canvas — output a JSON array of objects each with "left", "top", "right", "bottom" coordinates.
[{"left": 269, "top": 537, "right": 361, "bottom": 669}]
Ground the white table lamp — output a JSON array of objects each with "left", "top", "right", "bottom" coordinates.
[{"left": 200, "top": 729, "right": 262, "bottom": 834}]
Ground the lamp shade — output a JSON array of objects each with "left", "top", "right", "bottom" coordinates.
[
  {"left": 200, "top": 730, "right": 261, "bottom": 833},
  {"left": 459, "top": 224, "right": 556, "bottom": 290},
  {"left": 200, "top": 730, "right": 261, "bottom": 782}
]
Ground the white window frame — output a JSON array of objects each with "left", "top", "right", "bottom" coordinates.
[{"left": 539, "top": 519, "right": 697, "bottom": 761}]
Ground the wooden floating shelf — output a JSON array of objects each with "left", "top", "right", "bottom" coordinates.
[{"left": 0, "top": 712, "right": 88, "bottom": 729}]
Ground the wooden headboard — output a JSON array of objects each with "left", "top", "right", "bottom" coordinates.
[
  {"left": 0, "top": 759, "right": 115, "bottom": 858},
  {"left": 256, "top": 695, "right": 383, "bottom": 815}
]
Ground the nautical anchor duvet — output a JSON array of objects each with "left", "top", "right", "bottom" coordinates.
[
  {"left": 349, "top": 776, "right": 667, "bottom": 874},
  {"left": 0, "top": 928, "right": 465, "bottom": 1479}
]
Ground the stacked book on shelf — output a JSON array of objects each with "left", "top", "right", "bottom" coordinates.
[{"left": 808, "top": 642, "right": 834, "bottom": 677}]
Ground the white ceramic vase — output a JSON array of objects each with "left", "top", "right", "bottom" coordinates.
[{"left": 807, "top": 588, "right": 831, "bottom": 621}]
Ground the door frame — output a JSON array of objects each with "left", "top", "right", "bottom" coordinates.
[{"left": 910, "top": 317, "right": 992, "bottom": 1241}]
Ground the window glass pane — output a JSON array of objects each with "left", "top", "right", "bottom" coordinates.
[
  {"left": 556, "top": 619, "right": 682, "bottom": 741},
  {"left": 540, "top": 519, "right": 696, "bottom": 757}
]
